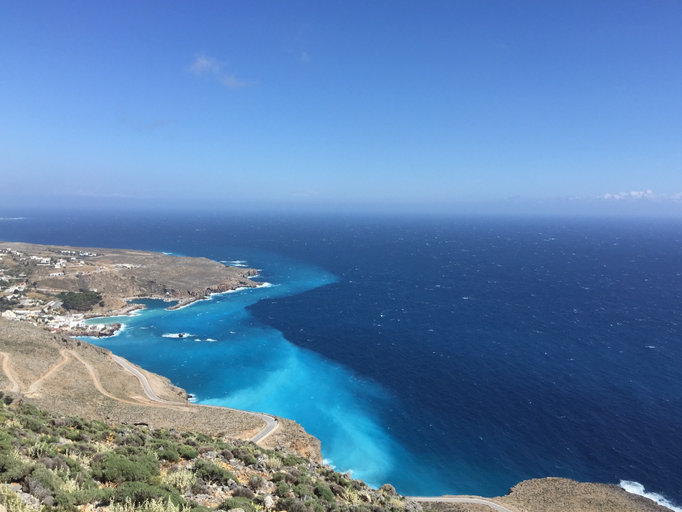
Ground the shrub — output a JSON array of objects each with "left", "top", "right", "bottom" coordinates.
[
  {"left": 282, "top": 454, "right": 303, "bottom": 466},
  {"left": 293, "top": 483, "right": 314, "bottom": 499},
  {"left": 194, "top": 459, "right": 236, "bottom": 485},
  {"left": 158, "top": 447, "right": 180, "bottom": 462},
  {"left": 163, "top": 469, "right": 196, "bottom": 493},
  {"left": 0, "top": 453, "right": 32, "bottom": 482},
  {"left": 0, "top": 484, "right": 32, "bottom": 512},
  {"left": 276, "top": 482, "right": 290, "bottom": 498},
  {"left": 114, "top": 482, "right": 183, "bottom": 506},
  {"left": 248, "top": 475, "right": 263, "bottom": 491},
  {"left": 232, "top": 486, "right": 256, "bottom": 499},
  {"left": 315, "top": 482, "right": 335, "bottom": 503},
  {"left": 219, "top": 496, "right": 256, "bottom": 512},
  {"left": 91, "top": 454, "right": 158, "bottom": 484},
  {"left": 271, "top": 472, "right": 287, "bottom": 483},
  {"left": 30, "top": 464, "right": 63, "bottom": 491},
  {"left": 178, "top": 445, "right": 198, "bottom": 460},
  {"left": 233, "top": 448, "right": 257, "bottom": 466}
]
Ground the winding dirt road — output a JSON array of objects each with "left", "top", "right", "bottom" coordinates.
[
  {"left": 1, "top": 349, "right": 276, "bottom": 444},
  {"left": 27, "top": 350, "right": 70, "bottom": 394},
  {"left": 409, "top": 497, "right": 515, "bottom": 512},
  {"left": 0, "top": 351, "right": 20, "bottom": 392},
  {"left": 110, "top": 353, "right": 279, "bottom": 444}
]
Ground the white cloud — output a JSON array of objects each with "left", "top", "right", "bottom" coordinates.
[
  {"left": 221, "top": 74, "right": 250, "bottom": 89},
  {"left": 187, "top": 53, "right": 251, "bottom": 89},
  {"left": 601, "top": 190, "right": 682, "bottom": 201},
  {"left": 603, "top": 190, "right": 655, "bottom": 200},
  {"left": 188, "top": 53, "right": 223, "bottom": 75}
]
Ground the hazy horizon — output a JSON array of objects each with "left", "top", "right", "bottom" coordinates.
[{"left": 1, "top": 1, "right": 681, "bottom": 214}]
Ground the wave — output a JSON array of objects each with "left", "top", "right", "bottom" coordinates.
[
  {"left": 161, "top": 333, "right": 195, "bottom": 338},
  {"left": 222, "top": 260, "right": 249, "bottom": 267},
  {"left": 620, "top": 481, "right": 682, "bottom": 512}
]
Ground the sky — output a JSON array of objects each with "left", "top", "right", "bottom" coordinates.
[{"left": 1, "top": 1, "right": 681, "bottom": 214}]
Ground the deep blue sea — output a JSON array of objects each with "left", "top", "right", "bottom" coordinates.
[{"left": 1, "top": 211, "right": 681, "bottom": 509}]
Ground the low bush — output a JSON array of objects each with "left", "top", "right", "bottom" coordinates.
[
  {"left": 194, "top": 459, "right": 236, "bottom": 485},
  {"left": 0, "top": 453, "right": 32, "bottom": 482},
  {"left": 219, "top": 496, "right": 256, "bottom": 512},
  {"left": 293, "top": 483, "right": 314, "bottom": 499},
  {"left": 91, "top": 453, "right": 158, "bottom": 484},
  {"left": 276, "top": 482, "right": 290, "bottom": 498},
  {"left": 158, "top": 447, "right": 180, "bottom": 462},
  {"left": 178, "top": 445, "right": 199, "bottom": 460},
  {"left": 114, "top": 481, "right": 183, "bottom": 506},
  {"left": 315, "top": 481, "right": 336, "bottom": 503},
  {"left": 282, "top": 454, "right": 304, "bottom": 466},
  {"left": 233, "top": 486, "right": 256, "bottom": 499}
]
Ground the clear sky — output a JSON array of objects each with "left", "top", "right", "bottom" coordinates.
[{"left": 1, "top": 1, "right": 681, "bottom": 214}]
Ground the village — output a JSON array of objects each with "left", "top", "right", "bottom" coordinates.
[{"left": 0, "top": 246, "right": 122, "bottom": 336}]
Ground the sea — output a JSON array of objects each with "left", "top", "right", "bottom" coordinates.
[{"left": 1, "top": 210, "right": 681, "bottom": 510}]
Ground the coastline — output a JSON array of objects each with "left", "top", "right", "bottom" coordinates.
[{"left": 2, "top": 240, "right": 679, "bottom": 511}]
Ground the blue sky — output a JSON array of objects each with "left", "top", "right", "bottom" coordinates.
[{"left": 1, "top": 1, "right": 681, "bottom": 213}]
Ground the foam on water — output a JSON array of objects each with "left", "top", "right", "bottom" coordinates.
[{"left": 620, "top": 481, "right": 682, "bottom": 512}]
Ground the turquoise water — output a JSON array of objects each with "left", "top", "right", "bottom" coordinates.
[
  {"left": 87, "top": 252, "right": 416, "bottom": 489},
  {"left": 3, "top": 211, "right": 682, "bottom": 508}
]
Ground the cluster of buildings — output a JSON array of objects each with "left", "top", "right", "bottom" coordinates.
[{"left": 0, "top": 247, "right": 112, "bottom": 336}]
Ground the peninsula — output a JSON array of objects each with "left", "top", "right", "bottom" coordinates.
[{"left": 0, "top": 241, "right": 261, "bottom": 336}]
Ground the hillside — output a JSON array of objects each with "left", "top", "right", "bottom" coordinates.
[
  {"left": 0, "top": 319, "right": 321, "bottom": 463},
  {"left": 0, "top": 398, "right": 415, "bottom": 512}
]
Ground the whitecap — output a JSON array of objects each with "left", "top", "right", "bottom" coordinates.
[
  {"left": 620, "top": 480, "right": 682, "bottom": 512},
  {"left": 161, "top": 333, "right": 195, "bottom": 338}
]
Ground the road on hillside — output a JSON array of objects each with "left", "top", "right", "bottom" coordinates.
[
  {"left": 111, "top": 354, "right": 279, "bottom": 444},
  {"left": 409, "top": 497, "right": 515, "bottom": 512}
]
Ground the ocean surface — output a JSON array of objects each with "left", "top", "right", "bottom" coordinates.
[{"left": 1, "top": 211, "right": 681, "bottom": 509}]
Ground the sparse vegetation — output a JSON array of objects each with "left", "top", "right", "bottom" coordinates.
[{"left": 0, "top": 394, "right": 417, "bottom": 511}]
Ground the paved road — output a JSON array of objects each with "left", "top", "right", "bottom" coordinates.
[
  {"left": 409, "top": 497, "right": 515, "bottom": 512},
  {"left": 111, "top": 354, "right": 279, "bottom": 444},
  {"left": 111, "top": 354, "right": 166, "bottom": 402}
]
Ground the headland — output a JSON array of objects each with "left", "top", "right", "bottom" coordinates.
[{"left": 0, "top": 241, "right": 262, "bottom": 336}]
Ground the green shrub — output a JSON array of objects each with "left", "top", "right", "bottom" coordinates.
[
  {"left": 219, "top": 496, "right": 256, "bottom": 512},
  {"left": 293, "top": 483, "right": 314, "bottom": 499},
  {"left": 30, "top": 464, "right": 63, "bottom": 491},
  {"left": 114, "top": 482, "right": 183, "bottom": 506},
  {"left": 158, "top": 447, "right": 180, "bottom": 462},
  {"left": 315, "top": 481, "right": 335, "bottom": 503},
  {"left": 276, "top": 482, "right": 290, "bottom": 498},
  {"left": 0, "top": 432, "right": 13, "bottom": 453},
  {"left": 194, "top": 460, "right": 236, "bottom": 485},
  {"left": 282, "top": 454, "right": 304, "bottom": 466},
  {"left": 233, "top": 448, "right": 257, "bottom": 466},
  {"left": 272, "top": 472, "right": 287, "bottom": 483},
  {"left": 178, "top": 445, "right": 198, "bottom": 460},
  {"left": 91, "top": 454, "right": 158, "bottom": 484},
  {"left": 0, "top": 453, "right": 32, "bottom": 482}
]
